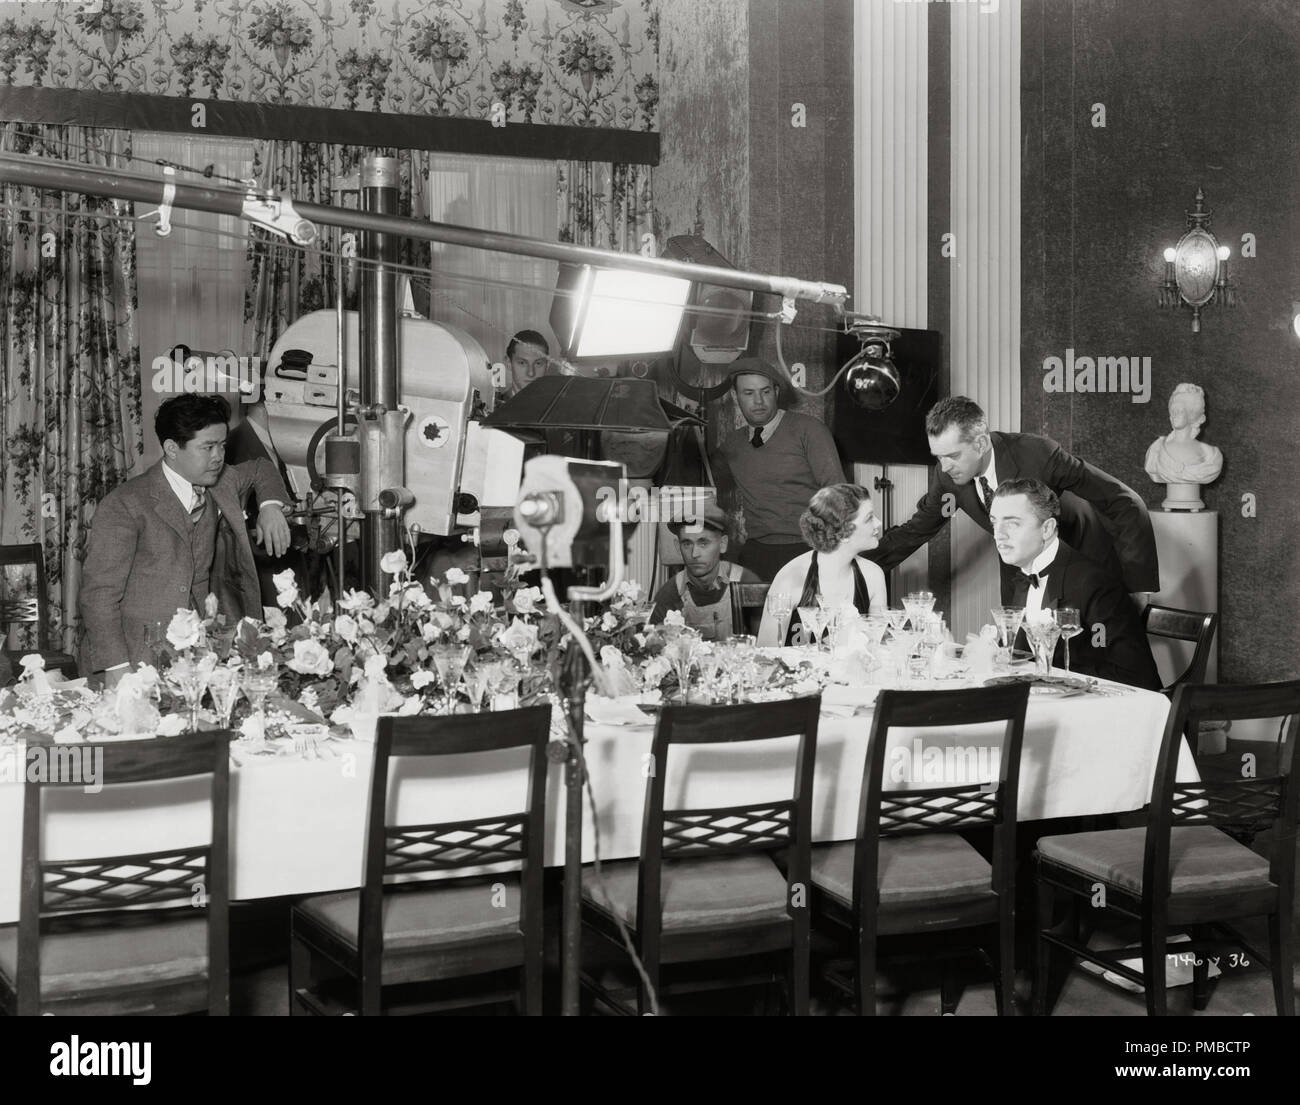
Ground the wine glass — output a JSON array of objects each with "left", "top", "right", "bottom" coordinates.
[
  {"left": 1024, "top": 613, "right": 1062, "bottom": 676},
  {"left": 431, "top": 643, "right": 471, "bottom": 713},
  {"left": 886, "top": 606, "right": 911, "bottom": 634},
  {"left": 241, "top": 669, "right": 280, "bottom": 743},
  {"left": 462, "top": 664, "right": 492, "bottom": 712},
  {"left": 903, "top": 591, "right": 936, "bottom": 629},
  {"left": 1056, "top": 606, "right": 1083, "bottom": 674},
  {"left": 885, "top": 629, "right": 918, "bottom": 685},
  {"left": 796, "top": 605, "right": 826, "bottom": 650},
  {"left": 767, "top": 590, "right": 793, "bottom": 645},
  {"left": 990, "top": 606, "right": 1026, "bottom": 654},
  {"left": 664, "top": 630, "right": 701, "bottom": 703},
  {"left": 207, "top": 666, "right": 242, "bottom": 730},
  {"left": 697, "top": 643, "right": 725, "bottom": 701},
  {"left": 168, "top": 656, "right": 212, "bottom": 734}
]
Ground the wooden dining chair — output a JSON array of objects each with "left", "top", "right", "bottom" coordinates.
[
  {"left": 1033, "top": 679, "right": 1300, "bottom": 1016},
  {"left": 0, "top": 542, "right": 79, "bottom": 679},
  {"left": 0, "top": 731, "right": 232, "bottom": 1016},
  {"left": 288, "top": 705, "right": 552, "bottom": 1016},
  {"left": 808, "top": 683, "right": 1031, "bottom": 1016},
  {"left": 1142, "top": 603, "right": 1218, "bottom": 693},
  {"left": 579, "top": 696, "right": 820, "bottom": 1015}
]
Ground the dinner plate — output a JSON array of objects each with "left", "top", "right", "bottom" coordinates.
[{"left": 983, "top": 673, "right": 1093, "bottom": 699}]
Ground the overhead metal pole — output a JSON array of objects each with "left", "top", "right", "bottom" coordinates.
[{"left": 0, "top": 152, "right": 848, "bottom": 308}]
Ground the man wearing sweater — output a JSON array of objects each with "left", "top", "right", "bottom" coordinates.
[{"left": 710, "top": 357, "right": 846, "bottom": 581}]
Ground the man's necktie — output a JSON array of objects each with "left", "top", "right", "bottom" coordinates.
[
  {"left": 189, "top": 486, "right": 206, "bottom": 524},
  {"left": 978, "top": 475, "right": 993, "bottom": 514},
  {"left": 1020, "top": 570, "right": 1043, "bottom": 589},
  {"left": 750, "top": 426, "right": 764, "bottom": 448}
]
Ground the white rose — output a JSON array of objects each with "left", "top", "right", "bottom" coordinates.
[
  {"left": 275, "top": 582, "right": 299, "bottom": 608},
  {"left": 449, "top": 595, "right": 467, "bottom": 609},
  {"left": 262, "top": 608, "right": 288, "bottom": 644},
  {"left": 498, "top": 617, "right": 540, "bottom": 657},
  {"left": 272, "top": 570, "right": 299, "bottom": 607},
  {"left": 512, "top": 586, "right": 542, "bottom": 615},
  {"left": 257, "top": 651, "right": 275, "bottom": 671},
  {"left": 338, "top": 589, "right": 375, "bottom": 614},
  {"left": 363, "top": 654, "right": 389, "bottom": 683},
  {"left": 469, "top": 590, "right": 494, "bottom": 614},
  {"left": 663, "top": 610, "right": 686, "bottom": 629},
  {"left": 380, "top": 550, "right": 408, "bottom": 575},
  {"left": 333, "top": 614, "right": 359, "bottom": 643},
  {"left": 204, "top": 593, "right": 219, "bottom": 619},
  {"left": 411, "top": 669, "right": 436, "bottom": 689},
  {"left": 287, "top": 639, "right": 333, "bottom": 677},
  {"left": 601, "top": 611, "right": 619, "bottom": 632},
  {"left": 443, "top": 567, "right": 469, "bottom": 586},
  {"left": 166, "top": 609, "right": 203, "bottom": 651}
]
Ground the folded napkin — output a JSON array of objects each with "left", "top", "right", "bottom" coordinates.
[
  {"left": 822, "top": 684, "right": 881, "bottom": 710},
  {"left": 964, "top": 629, "right": 1000, "bottom": 675},
  {"left": 585, "top": 694, "right": 653, "bottom": 726}
]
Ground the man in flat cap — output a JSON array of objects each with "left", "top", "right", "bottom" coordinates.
[
  {"left": 710, "top": 357, "right": 846, "bottom": 581},
  {"left": 648, "top": 503, "right": 762, "bottom": 640}
]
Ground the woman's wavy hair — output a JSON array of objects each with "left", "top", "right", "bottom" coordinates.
[{"left": 799, "top": 483, "right": 871, "bottom": 554}]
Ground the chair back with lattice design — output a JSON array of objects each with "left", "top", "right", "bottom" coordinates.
[
  {"left": 15, "top": 731, "right": 231, "bottom": 1015},
  {"left": 1145, "top": 680, "right": 1300, "bottom": 904},
  {"left": 0, "top": 543, "right": 50, "bottom": 651},
  {"left": 852, "top": 684, "right": 1030, "bottom": 913},
  {"left": 361, "top": 707, "right": 553, "bottom": 980},
  {"left": 631, "top": 696, "right": 820, "bottom": 955}
]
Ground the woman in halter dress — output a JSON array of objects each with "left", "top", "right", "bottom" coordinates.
[{"left": 757, "top": 484, "right": 888, "bottom": 646}]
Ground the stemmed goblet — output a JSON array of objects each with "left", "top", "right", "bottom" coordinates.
[
  {"left": 990, "top": 606, "right": 1026, "bottom": 655},
  {"left": 767, "top": 590, "right": 793, "bottom": 645},
  {"left": 796, "top": 605, "right": 827, "bottom": 650},
  {"left": 1023, "top": 613, "right": 1062, "bottom": 677},
  {"left": 206, "top": 666, "right": 242, "bottom": 730},
  {"left": 1056, "top": 607, "right": 1083, "bottom": 674},
  {"left": 168, "top": 655, "right": 213, "bottom": 734},
  {"left": 431, "top": 643, "right": 472, "bottom": 713},
  {"left": 241, "top": 668, "right": 280, "bottom": 743}
]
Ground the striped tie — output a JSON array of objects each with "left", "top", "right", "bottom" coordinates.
[{"left": 189, "top": 486, "right": 206, "bottom": 524}]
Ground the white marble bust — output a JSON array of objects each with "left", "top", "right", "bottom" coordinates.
[{"left": 1145, "top": 383, "right": 1223, "bottom": 509}]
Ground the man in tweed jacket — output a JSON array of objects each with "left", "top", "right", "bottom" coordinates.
[{"left": 79, "top": 394, "right": 291, "bottom": 677}]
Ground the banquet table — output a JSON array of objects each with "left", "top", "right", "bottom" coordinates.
[{"left": 0, "top": 677, "right": 1192, "bottom": 923}]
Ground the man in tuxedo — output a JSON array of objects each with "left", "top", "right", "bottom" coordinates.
[
  {"left": 864, "top": 396, "right": 1159, "bottom": 601},
  {"left": 989, "top": 479, "right": 1161, "bottom": 690},
  {"left": 79, "top": 394, "right": 291, "bottom": 680}
]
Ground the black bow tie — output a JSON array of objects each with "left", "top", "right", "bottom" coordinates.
[{"left": 1020, "top": 571, "right": 1044, "bottom": 588}]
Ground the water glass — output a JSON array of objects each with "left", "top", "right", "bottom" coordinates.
[{"left": 767, "top": 590, "right": 793, "bottom": 644}]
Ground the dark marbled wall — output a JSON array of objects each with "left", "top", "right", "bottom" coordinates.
[{"left": 1021, "top": 0, "right": 1300, "bottom": 680}]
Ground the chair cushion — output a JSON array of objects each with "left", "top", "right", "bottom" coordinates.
[
  {"left": 810, "top": 834, "right": 994, "bottom": 908},
  {"left": 294, "top": 878, "right": 522, "bottom": 953},
  {"left": 1037, "top": 826, "right": 1274, "bottom": 896},
  {"left": 0, "top": 917, "right": 207, "bottom": 998},
  {"left": 582, "top": 854, "right": 790, "bottom": 932}
]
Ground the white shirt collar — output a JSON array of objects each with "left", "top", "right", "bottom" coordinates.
[
  {"left": 161, "top": 460, "right": 202, "bottom": 510},
  {"left": 751, "top": 408, "right": 785, "bottom": 443},
  {"left": 1028, "top": 536, "right": 1059, "bottom": 580},
  {"left": 979, "top": 449, "right": 998, "bottom": 492}
]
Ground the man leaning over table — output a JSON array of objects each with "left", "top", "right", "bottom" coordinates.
[
  {"left": 79, "top": 393, "right": 292, "bottom": 685},
  {"left": 988, "top": 478, "right": 1161, "bottom": 691},
  {"left": 864, "top": 395, "right": 1159, "bottom": 603}
]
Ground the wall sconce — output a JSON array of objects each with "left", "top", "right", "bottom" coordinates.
[{"left": 1158, "top": 187, "right": 1234, "bottom": 333}]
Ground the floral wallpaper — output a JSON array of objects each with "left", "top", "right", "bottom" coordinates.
[{"left": 0, "top": 0, "right": 660, "bottom": 130}]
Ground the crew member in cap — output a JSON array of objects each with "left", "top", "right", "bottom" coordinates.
[
  {"left": 710, "top": 357, "right": 846, "bottom": 582},
  {"left": 648, "top": 503, "right": 762, "bottom": 640}
]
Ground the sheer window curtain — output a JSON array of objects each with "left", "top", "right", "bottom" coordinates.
[
  {"left": 134, "top": 133, "right": 254, "bottom": 468},
  {"left": 424, "top": 154, "right": 559, "bottom": 368}
]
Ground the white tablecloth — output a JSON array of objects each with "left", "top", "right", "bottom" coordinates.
[{"left": 0, "top": 681, "right": 1189, "bottom": 922}]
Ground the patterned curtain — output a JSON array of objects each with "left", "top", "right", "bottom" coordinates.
[
  {"left": 0, "top": 123, "right": 143, "bottom": 655},
  {"left": 243, "top": 142, "right": 433, "bottom": 360},
  {"left": 557, "top": 161, "right": 654, "bottom": 251}
]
